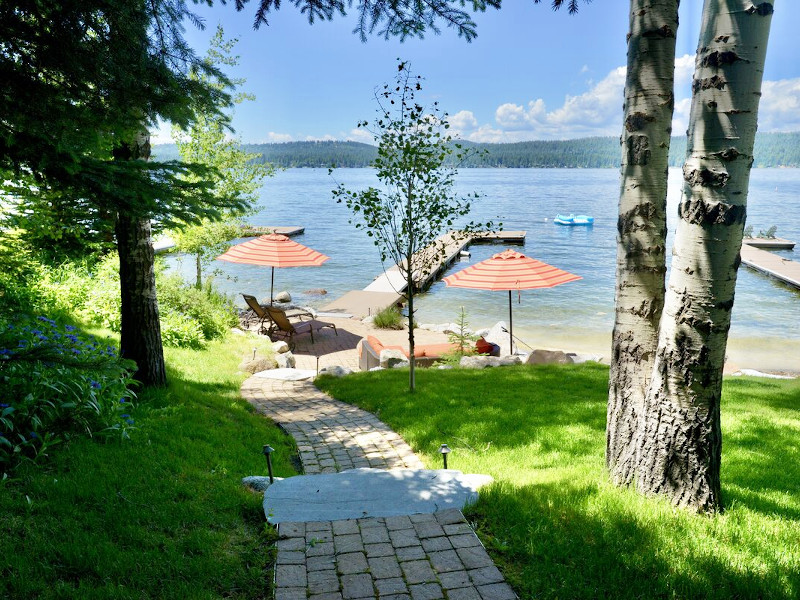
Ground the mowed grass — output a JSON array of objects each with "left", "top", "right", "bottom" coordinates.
[
  {"left": 317, "top": 364, "right": 800, "bottom": 599},
  {"left": 1, "top": 335, "right": 297, "bottom": 599}
]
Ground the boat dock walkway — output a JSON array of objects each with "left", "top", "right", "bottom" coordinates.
[
  {"left": 153, "top": 225, "right": 304, "bottom": 254},
  {"left": 320, "top": 230, "right": 525, "bottom": 318},
  {"left": 364, "top": 230, "right": 526, "bottom": 295},
  {"left": 741, "top": 241, "right": 800, "bottom": 290}
]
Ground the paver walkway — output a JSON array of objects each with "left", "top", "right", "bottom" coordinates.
[{"left": 241, "top": 317, "right": 517, "bottom": 600}]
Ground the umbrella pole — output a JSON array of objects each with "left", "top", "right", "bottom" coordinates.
[
  {"left": 270, "top": 267, "right": 275, "bottom": 304},
  {"left": 508, "top": 290, "right": 513, "bottom": 355}
]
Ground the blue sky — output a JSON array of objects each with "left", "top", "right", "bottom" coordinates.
[{"left": 153, "top": 1, "right": 800, "bottom": 144}]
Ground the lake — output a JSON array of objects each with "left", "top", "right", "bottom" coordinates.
[{"left": 166, "top": 167, "right": 800, "bottom": 372}]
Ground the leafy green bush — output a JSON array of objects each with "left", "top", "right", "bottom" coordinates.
[
  {"left": 0, "top": 233, "right": 45, "bottom": 314},
  {"left": 0, "top": 316, "right": 136, "bottom": 472},
  {"left": 156, "top": 274, "right": 238, "bottom": 344},
  {"left": 29, "top": 256, "right": 237, "bottom": 348},
  {"left": 373, "top": 305, "right": 405, "bottom": 329},
  {"left": 159, "top": 309, "right": 206, "bottom": 349}
]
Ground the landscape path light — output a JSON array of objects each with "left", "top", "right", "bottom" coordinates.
[
  {"left": 263, "top": 444, "right": 275, "bottom": 483},
  {"left": 439, "top": 443, "right": 451, "bottom": 469}
]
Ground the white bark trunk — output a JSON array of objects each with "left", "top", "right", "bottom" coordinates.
[
  {"left": 635, "top": 0, "right": 774, "bottom": 512},
  {"left": 608, "top": 0, "right": 679, "bottom": 484}
]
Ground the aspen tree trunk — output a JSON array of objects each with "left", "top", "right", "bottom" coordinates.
[
  {"left": 635, "top": 0, "right": 774, "bottom": 512},
  {"left": 114, "top": 129, "right": 167, "bottom": 387},
  {"left": 608, "top": 0, "right": 679, "bottom": 484}
]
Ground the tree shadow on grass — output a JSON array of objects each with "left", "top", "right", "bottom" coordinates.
[{"left": 469, "top": 480, "right": 799, "bottom": 600}]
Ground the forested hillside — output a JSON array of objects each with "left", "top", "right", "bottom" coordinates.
[{"left": 153, "top": 132, "right": 800, "bottom": 168}]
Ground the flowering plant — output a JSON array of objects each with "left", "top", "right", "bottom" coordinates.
[{"left": 0, "top": 316, "right": 137, "bottom": 470}]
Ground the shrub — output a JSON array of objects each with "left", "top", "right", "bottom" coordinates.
[
  {"left": 373, "top": 305, "right": 405, "bottom": 329},
  {"left": 156, "top": 274, "right": 238, "bottom": 344},
  {"left": 0, "top": 315, "right": 136, "bottom": 472},
  {"left": 159, "top": 309, "right": 206, "bottom": 349},
  {"left": 0, "top": 232, "right": 45, "bottom": 314}
]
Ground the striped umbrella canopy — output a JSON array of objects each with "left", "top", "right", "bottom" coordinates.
[
  {"left": 443, "top": 249, "right": 581, "bottom": 352},
  {"left": 217, "top": 233, "right": 330, "bottom": 302}
]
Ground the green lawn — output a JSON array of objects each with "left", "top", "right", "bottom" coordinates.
[
  {"left": 1, "top": 336, "right": 297, "bottom": 599},
  {"left": 317, "top": 364, "right": 800, "bottom": 600}
]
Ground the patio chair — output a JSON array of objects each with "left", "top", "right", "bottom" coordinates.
[
  {"left": 241, "top": 294, "right": 316, "bottom": 335},
  {"left": 241, "top": 294, "right": 276, "bottom": 335},
  {"left": 265, "top": 305, "right": 337, "bottom": 348}
]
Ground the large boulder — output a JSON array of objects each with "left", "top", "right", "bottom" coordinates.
[
  {"left": 460, "top": 355, "right": 522, "bottom": 369},
  {"left": 319, "top": 365, "right": 352, "bottom": 377},
  {"left": 303, "top": 289, "right": 328, "bottom": 295},
  {"left": 275, "top": 352, "right": 296, "bottom": 369},
  {"left": 379, "top": 349, "right": 409, "bottom": 369},
  {"left": 239, "top": 357, "right": 278, "bottom": 374},
  {"left": 484, "top": 321, "right": 516, "bottom": 356},
  {"left": 526, "top": 349, "right": 574, "bottom": 365},
  {"left": 275, "top": 291, "right": 292, "bottom": 303}
]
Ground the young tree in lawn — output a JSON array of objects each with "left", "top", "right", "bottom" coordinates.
[
  {"left": 171, "top": 27, "right": 274, "bottom": 289},
  {"left": 607, "top": 0, "right": 680, "bottom": 485},
  {"left": 631, "top": 0, "right": 775, "bottom": 512},
  {"left": 333, "top": 63, "right": 491, "bottom": 392}
]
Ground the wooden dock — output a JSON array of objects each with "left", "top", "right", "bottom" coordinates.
[
  {"left": 741, "top": 243, "right": 800, "bottom": 289},
  {"left": 240, "top": 225, "right": 305, "bottom": 238},
  {"left": 153, "top": 226, "right": 304, "bottom": 254},
  {"left": 742, "top": 237, "right": 795, "bottom": 250},
  {"left": 364, "top": 230, "right": 526, "bottom": 295}
]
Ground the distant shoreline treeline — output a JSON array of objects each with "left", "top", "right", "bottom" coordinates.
[{"left": 153, "top": 132, "right": 800, "bottom": 169}]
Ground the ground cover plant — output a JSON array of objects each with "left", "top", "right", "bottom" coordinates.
[
  {"left": 1, "top": 333, "right": 297, "bottom": 599},
  {"left": 317, "top": 365, "right": 800, "bottom": 599},
  {"left": 0, "top": 316, "right": 136, "bottom": 470}
]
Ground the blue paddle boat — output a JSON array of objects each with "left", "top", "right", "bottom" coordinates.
[{"left": 554, "top": 213, "right": 594, "bottom": 226}]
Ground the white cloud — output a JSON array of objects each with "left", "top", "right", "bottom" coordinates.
[
  {"left": 671, "top": 97, "right": 692, "bottom": 137},
  {"left": 580, "top": 65, "right": 590, "bottom": 74},
  {"left": 345, "top": 127, "right": 375, "bottom": 144},
  {"left": 449, "top": 110, "right": 479, "bottom": 133},
  {"left": 758, "top": 78, "right": 800, "bottom": 132},
  {"left": 262, "top": 132, "right": 294, "bottom": 143},
  {"left": 674, "top": 54, "right": 695, "bottom": 88}
]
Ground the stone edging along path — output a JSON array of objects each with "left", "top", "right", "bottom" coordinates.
[{"left": 241, "top": 373, "right": 518, "bottom": 600}]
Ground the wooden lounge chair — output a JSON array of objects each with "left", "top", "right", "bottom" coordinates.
[
  {"left": 265, "top": 305, "right": 337, "bottom": 349},
  {"left": 241, "top": 294, "right": 314, "bottom": 336}
]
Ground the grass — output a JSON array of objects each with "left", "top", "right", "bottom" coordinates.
[
  {"left": 372, "top": 305, "right": 405, "bottom": 329},
  {"left": 1, "top": 334, "right": 297, "bottom": 599},
  {"left": 316, "top": 364, "right": 800, "bottom": 600}
]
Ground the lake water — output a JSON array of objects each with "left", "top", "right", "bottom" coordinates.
[{"left": 166, "top": 168, "right": 800, "bottom": 371}]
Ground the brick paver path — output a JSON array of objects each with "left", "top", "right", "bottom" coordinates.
[{"left": 241, "top": 317, "right": 517, "bottom": 600}]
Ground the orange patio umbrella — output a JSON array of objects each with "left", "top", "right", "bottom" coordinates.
[
  {"left": 216, "top": 233, "right": 330, "bottom": 302},
  {"left": 443, "top": 249, "right": 581, "bottom": 352}
]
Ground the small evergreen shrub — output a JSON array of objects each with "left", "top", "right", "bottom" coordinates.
[
  {"left": 0, "top": 316, "right": 136, "bottom": 472},
  {"left": 373, "top": 305, "right": 405, "bottom": 330}
]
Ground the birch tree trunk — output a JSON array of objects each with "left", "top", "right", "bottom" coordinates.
[
  {"left": 607, "top": 0, "right": 679, "bottom": 484},
  {"left": 114, "top": 129, "right": 167, "bottom": 387},
  {"left": 635, "top": 0, "right": 774, "bottom": 512}
]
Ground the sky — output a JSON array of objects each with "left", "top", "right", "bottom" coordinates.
[{"left": 153, "top": 1, "right": 800, "bottom": 144}]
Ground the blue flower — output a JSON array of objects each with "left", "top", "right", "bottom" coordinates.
[
  {"left": 65, "top": 325, "right": 76, "bottom": 332},
  {"left": 125, "top": 418, "right": 135, "bottom": 425},
  {"left": 119, "top": 398, "right": 127, "bottom": 404},
  {"left": 0, "top": 349, "right": 11, "bottom": 356},
  {"left": 29, "top": 431, "right": 38, "bottom": 439},
  {"left": 0, "top": 403, "right": 9, "bottom": 408},
  {"left": 71, "top": 348, "right": 81, "bottom": 355},
  {"left": 66, "top": 335, "right": 78, "bottom": 343},
  {"left": 121, "top": 414, "right": 130, "bottom": 419},
  {"left": 90, "top": 380, "right": 101, "bottom": 389}
]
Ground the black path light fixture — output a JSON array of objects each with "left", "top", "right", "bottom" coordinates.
[
  {"left": 263, "top": 444, "right": 275, "bottom": 483},
  {"left": 439, "top": 444, "right": 451, "bottom": 469}
]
